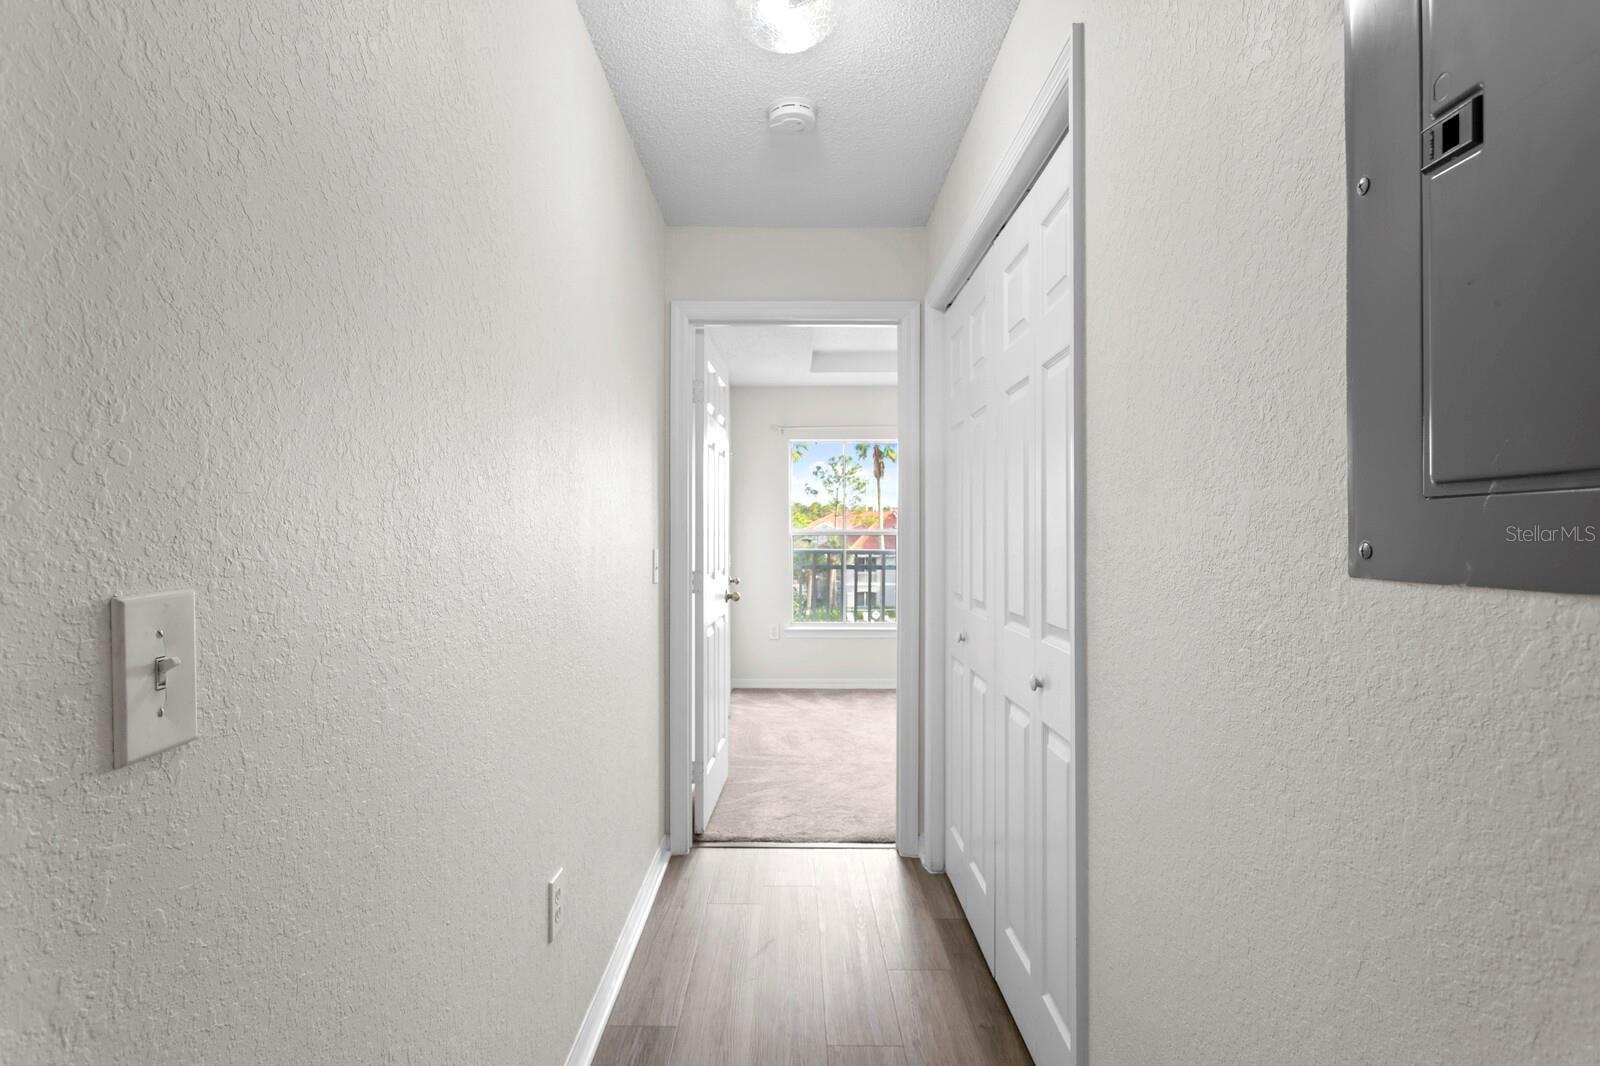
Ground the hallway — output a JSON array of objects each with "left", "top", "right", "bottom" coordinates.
[
  {"left": 9, "top": 0, "right": 1600, "bottom": 1062},
  {"left": 597, "top": 847, "right": 1032, "bottom": 1066}
]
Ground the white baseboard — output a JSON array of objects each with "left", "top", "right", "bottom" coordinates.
[
  {"left": 733, "top": 678, "right": 896, "bottom": 690},
  {"left": 564, "top": 835, "right": 670, "bottom": 1066}
]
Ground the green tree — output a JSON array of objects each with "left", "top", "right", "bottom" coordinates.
[
  {"left": 852, "top": 442, "right": 897, "bottom": 529},
  {"left": 808, "top": 453, "right": 867, "bottom": 530},
  {"left": 790, "top": 500, "right": 831, "bottom": 527}
]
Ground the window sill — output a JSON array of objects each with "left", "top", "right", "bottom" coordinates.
[{"left": 784, "top": 625, "right": 898, "bottom": 639}]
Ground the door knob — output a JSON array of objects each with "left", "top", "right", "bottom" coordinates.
[
  {"left": 725, "top": 589, "right": 742, "bottom": 603},
  {"left": 1029, "top": 675, "right": 1045, "bottom": 692},
  {"left": 729, "top": 577, "right": 741, "bottom": 585},
  {"left": 956, "top": 632, "right": 967, "bottom": 644}
]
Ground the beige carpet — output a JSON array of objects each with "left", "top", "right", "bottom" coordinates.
[{"left": 699, "top": 688, "right": 896, "bottom": 843}]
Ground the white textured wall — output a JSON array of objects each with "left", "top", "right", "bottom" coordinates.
[
  {"left": 932, "top": 2, "right": 1600, "bottom": 1063},
  {"left": 729, "top": 387, "right": 899, "bottom": 686},
  {"left": 666, "top": 227, "right": 927, "bottom": 302},
  {"left": 0, "top": 2, "right": 666, "bottom": 1063}
]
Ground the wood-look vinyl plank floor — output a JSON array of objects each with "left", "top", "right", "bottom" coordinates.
[
  {"left": 860, "top": 848, "right": 954, "bottom": 971},
  {"left": 815, "top": 850, "right": 903, "bottom": 1047},
  {"left": 709, "top": 844, "right": 817, "bottom": 903},
  {"left": 829, "top": 1047, "right": 911, "bottom": 1066},
  {"left": 592, "top": 1025, "right": 676, "bottom": 1066},
  {"left": 932, "top": 918, "right": 1034, "bottom": 1065},
  {"left": 607, "top": 849, "right": 720, "bottom": 1026},
  {"left": 888, "top": 969, "right": 995, "bottom": 1066},
  {"left": 599, "top": 848, "right": 1031, "bottom": 1066}
]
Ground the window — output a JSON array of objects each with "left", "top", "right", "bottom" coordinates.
[{"left": 790, "top": 438, "right": 898, "bottom": 625}]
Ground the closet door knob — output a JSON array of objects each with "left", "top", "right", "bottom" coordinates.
[
  {"left": 956, "top": 632, "right": 967, "bottom": 644},
  {"left": 1029, "top": 675, "right": 1045, "bottom": 692}
]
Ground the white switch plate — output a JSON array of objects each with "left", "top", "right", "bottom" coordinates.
[
  {"left": 547, "top": 867, "right": 566, "bottom": 943},
  {"left": 111, "top": 590, "right": 197, "bottom": 768}
]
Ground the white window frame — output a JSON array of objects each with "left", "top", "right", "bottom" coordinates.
[{"left": 785, "top": 425, "right": 900, "bottom": 633}]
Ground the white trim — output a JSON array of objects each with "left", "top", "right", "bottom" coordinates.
[
  {"left": 669, "top": 301, "right": 924, "bottom": 860},
  {"left": 779, "top": 423, "right": 896, "bottom": 439},
  {"left": 783, "top": 625, "right": 897, "bottom": 639},
  {"left": 1069, "top": 31, "right": 1090, "bottom": 1066},
  {"left": 733, "top": 678, "right": 897, "bottom": 690},
  {"left": 894, "top": 304, "right": 924, "bottom": 860},
  {"left": 925, "top": 37, "right": 1076, "bottom": 312},
  {"left": 563, "top": 836, "right": 670, "bottom": 1066},
  {"left": 919, "top": 302, "right": 946, "bottom": 876}
]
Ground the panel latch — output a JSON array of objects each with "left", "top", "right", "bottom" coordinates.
[{"left": 1422, "top": 93, "right": 1484, "bottom": 172}]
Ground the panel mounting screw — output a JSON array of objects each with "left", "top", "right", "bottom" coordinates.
[
  {"left": 1358, "top": 540, "right": 1373, "bottom": 560},
  {"left": 1357, "top": 176, "right": 1371, "bottom": 196}
]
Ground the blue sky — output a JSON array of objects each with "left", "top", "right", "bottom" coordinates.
[{"left": 789, "top": 439, "right": 899, "bottom": 510}]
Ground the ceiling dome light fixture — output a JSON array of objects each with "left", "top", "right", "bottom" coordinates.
[{"left": 734, "top": 0, "right": 837, "bottom": 55}]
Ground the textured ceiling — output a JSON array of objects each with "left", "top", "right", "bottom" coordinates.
[
  {"left": 577, "top": 0, "right": 1020, "bottom": 226},
  {"left": 709, "top": 324, "right": 899, "bottom": 386}
]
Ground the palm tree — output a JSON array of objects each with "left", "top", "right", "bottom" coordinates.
[{"left": 853, "top": 442, "right": 897, "bottom": 531}]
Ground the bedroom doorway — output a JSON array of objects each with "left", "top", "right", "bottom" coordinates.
[
  {"left": 697, "top": 322, "right": 901, "bottom": 842},
  {"left": 667, "top": 302, "right": 922, "bottom": 856}
]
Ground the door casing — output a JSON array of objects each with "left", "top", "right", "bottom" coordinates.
[{"left": 667, "top": 301, "right": 923, "bottom": 857}]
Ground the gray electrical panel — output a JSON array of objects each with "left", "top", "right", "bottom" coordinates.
[{"left": 1346, "top": 0, "right": 1600, "bottom": 594}]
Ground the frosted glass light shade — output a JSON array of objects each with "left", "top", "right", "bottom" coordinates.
[{"left": 734, "top": 0, "right": 837, "bottom": 54}]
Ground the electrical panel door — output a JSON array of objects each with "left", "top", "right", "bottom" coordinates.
[{"left": 1347, "top": 0, "right": 1600, "bottom": 592}]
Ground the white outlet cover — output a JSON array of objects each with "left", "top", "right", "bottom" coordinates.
[
  {"left": 111, "top": 590, "right": 197, "bottom": 767},
  {"left": 547, "top": 867, "right": 566, "bottom": 943}
]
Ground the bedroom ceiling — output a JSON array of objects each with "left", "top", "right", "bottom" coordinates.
[
  {"left": 576, "top": 0, "right": 1019, "bottom": 226},
  {"left": 707, "top": 324, "right": 899, "bottom": 386}
]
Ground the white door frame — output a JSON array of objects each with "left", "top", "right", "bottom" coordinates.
[
  {"left": 668, "top": 300, "right": 924, "bottom": 857},
  {"left": 920, "top": 25, "right": 1086, "bottom": 1064}
]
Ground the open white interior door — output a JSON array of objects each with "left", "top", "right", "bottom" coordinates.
[{"left": 693, "top": 333, "right": 733, "bottom": 834}]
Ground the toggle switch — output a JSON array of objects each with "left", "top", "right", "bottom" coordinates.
[
  {"left": 154, "top": 654, "right": 182, "bottom": 691},
  {"left": 111, "top": 590, "right": 197, "bottom": 767}
]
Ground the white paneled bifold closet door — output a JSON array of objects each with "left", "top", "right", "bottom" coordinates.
[
  {"left": 941, "top": 103, "right": 1084, "bottom": 1066},
  {"left": 944, "top": 238, "right": 1000, "bottom": 968}
]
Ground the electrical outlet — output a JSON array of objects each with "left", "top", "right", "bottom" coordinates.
[{"left": 547, "top": 867, "right": 566, "bottom": 943}]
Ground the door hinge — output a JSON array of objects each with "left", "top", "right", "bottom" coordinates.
[
  {"left": 692, "top": 378, "right": 705, "bottom": 405},
  {"left": 690, "top": 570, "right": 700, "bottom": 594}
]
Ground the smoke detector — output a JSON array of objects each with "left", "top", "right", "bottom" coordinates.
[{"left": 768, "top": 98, "right": 817, "bottom": 134}]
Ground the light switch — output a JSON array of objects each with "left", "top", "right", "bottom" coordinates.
[{"left": 111, "top": 590, "right": 196, "bottom": 767}]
